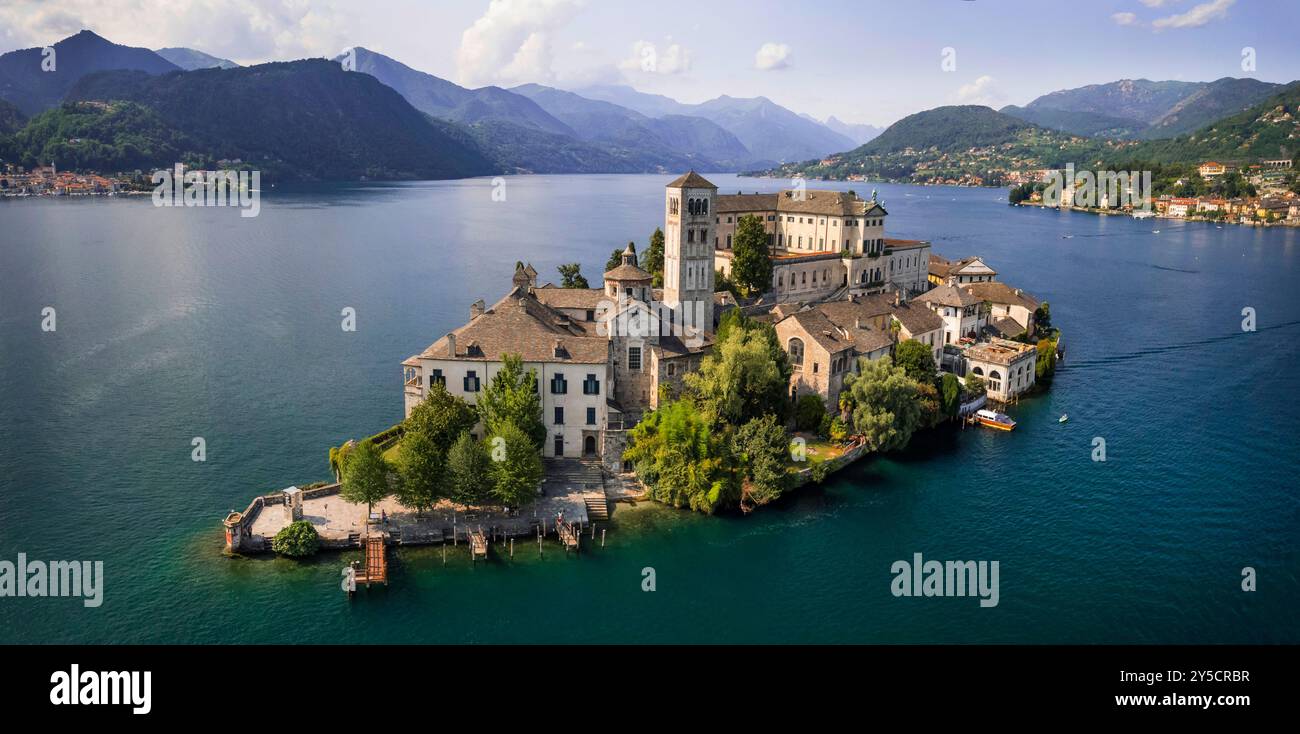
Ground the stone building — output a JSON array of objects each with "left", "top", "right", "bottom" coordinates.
[{"left": 963, "top": 338, "right": 1037, "bottom": 402}]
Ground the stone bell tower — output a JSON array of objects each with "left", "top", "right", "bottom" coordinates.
[{"left": 663, "top": 171, "right": 716, "bottom": 339}]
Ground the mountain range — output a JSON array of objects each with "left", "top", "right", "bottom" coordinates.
[
  {"left": 0, "top": 30, "right": 179, "bottom": 116},
  {"left": 1000, "top": 78, "right": 1283, "bottom": 140},
  {"left": 154, "top": 47, "right": 240, "bottom": 71}
]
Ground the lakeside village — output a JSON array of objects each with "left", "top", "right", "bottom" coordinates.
[
  {"left": 1007, "top": 157, "right": 1300, "bottom": 226},
  {"left": 223, "top": 172, "right": 1060, "bottom": 578}
]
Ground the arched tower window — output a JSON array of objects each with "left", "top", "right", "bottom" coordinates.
[{"left": 788, "top": 337, "right": 805, "bottom": 371}]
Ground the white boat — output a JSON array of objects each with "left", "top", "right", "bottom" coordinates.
[
  {"left": 1058, "top": 414, "right": 1068, "bottom": 423},
  {"left": 1132, "top": 211, "right": 1155, "bottom": 219},
  {"left": 975, "top": 409, "right": 1016, "bottom": 431}
]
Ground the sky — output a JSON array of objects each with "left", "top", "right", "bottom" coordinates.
[{"left": 1, "top": 0, "right": 1297, "bottom": 127}]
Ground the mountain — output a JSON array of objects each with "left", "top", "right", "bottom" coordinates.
[
  {"left": 574, "top": 84, "right": 854, "bottom": 163},
  {"left": 1113, "top": 81, "right": 1300, "bottom": 165},
  {"left": 0, "top": 30, "right": 179, "bottom": 115},
  {"left": 335, "top": 47, "right": 572, "bottom": 135},
  {"left": 155, "top": 47, "right": 240, "bottom": 70},
  {"left": 0, "top": 98, "right": 25, "bottom": 135},
  {"left": 999, "top": 105, "right": 1142, "bottom": 139},
  {"left": 820, "top": 115, "right": 883, "bottom": 145},
  {"left": 57, "top": 59, "right": 495, "bottom": 180},
  {"left": 510, "top": 83, "right": 752, "bottom": 169},
  {"left": 1004, "top": 77, "right": 1283, "bottom": 140},
  {"left": 854, "top": 105, "right": 1035, "bottom": 155},
  {"left": 755, "top": 105, "right": 1092, "bottom": 185},
  {"left": 1142, "top": 77, "right": 1283, "bottom": 138},
  {"left": 573, "top": 84, "right": 691, "bottom": 117}
]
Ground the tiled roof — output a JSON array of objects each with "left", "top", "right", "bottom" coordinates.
[
  {"left": 417, "top": 287, "right": 609, "bottom": 364},
  {"left": 603, "top": 263, "right": 653, "bottom": 281},
  {"left": 715, "top": 189, "right": 883, "bottom": 217},
  {"left": 917, "top": 284, "right": 983, "bottom": 308},
  {"left": 532, "top": 286, "right": 607, "bottom": 310},
  {"left": 667, "top": 170, "right": 717, "bottom": 189},
  {"left": 962, "top": 281, "right": 1039, "bottom": 310},
  {"left": 889, "top": 301, "right": 943, "bottom": 335},
  {"left": 965, "top": 338, "right": 1035, "bottom": 365}
]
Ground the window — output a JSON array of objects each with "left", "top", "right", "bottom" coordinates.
[
  {"left": 687, "top": 229, "right": 695, "bottom": 243},
  {"left": 586, "top": 407, "right": 596, "bottom": 425},
  {"left": 788, "top": 338, "right": 805, "bottom": 370},
  {"left": 431, "top": 369, "right": 445, "bottom": 386},
  {"left": 550, "top": 373, "right": 567, "bottom": 394},
  {"left": 727, "top": 234, "right": 732, "bottom": 248},
  {"left": 583, "top": 373, "right": 600, "bottom": 395},
  {"left": 585, "top": 310, "right": 594, "bottom": 321},
  {"left": 628, "top": 346, "right": 642, "bottom": 370},
  {"left": 727, "top": 216, "right": 733, "bottom": 223},
  {"left": 463, "top": 370, "right": 480, "bottom": 392},
  {"left": 554, "top": 406, "right": 565, "bottom": 425}
]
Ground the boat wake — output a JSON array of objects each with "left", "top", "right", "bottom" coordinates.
[{"left": 1063, "top": 320, "right": 1300, "bottom": 371}]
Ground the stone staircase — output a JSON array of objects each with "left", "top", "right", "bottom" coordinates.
[{"left": 542, "top": 458, "right": 608, "bottom": 521}]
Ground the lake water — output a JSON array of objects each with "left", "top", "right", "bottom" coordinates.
[{"left": 1, "top": 174, "right": 1297, "bottom": 643}]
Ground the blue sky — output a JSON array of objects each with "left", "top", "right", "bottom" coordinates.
[{"left": 1, "top": 0, "right": 1296, "bottom": 126}]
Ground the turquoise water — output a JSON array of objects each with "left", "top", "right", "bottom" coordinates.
[{"left": 1, "top": 175, "right": 1297, "bottom": 643}]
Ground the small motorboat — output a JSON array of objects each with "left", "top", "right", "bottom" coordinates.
[
  {"left": 1058, "top": 414, "right": 1068, "bottom": 423},
  {"left": 975, "top": 409, "right": 1017, "bottom": 431},
  {"left": 1152, "top": 229, "right": 1160, "bottom": 234}
]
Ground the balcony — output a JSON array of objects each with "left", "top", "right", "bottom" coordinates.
[{"left": 404, "top": 377, "right": 423, "bottom": 398}]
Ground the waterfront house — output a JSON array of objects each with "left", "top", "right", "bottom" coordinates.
[
  {"left": 773, "top": 295, "right": 896, "bottom": 403},
  {"left": 928, "top": 254, "right": 997, "bottom": 286},
  {"left": 963, "top": 338, "right": 1037, "bottom": 402},
  {"left": 1166, "top": 198, "right": 1196, "bottom": 218},
  {"left": 916, "top": 284, "right": 989, "bottom": 345},
  {"left": 962, "top": 281, "right": 1038, "bottom": 339}
]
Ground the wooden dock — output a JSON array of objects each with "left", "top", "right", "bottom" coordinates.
[
  {"left": 468, "top": 527, "right": 488, "bottom": 561},
  {"left": 355, "top": 535, "right": 387, "bottom": 586},
  {"left": 556, "top": 519, "right": 579, "bottom": 553}
]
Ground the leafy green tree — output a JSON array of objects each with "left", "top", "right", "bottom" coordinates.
[
  {"left": 557, "top": 263, "right": 589, "bottom": 289},
  {"left": 624, "top": 400, "right": 734, "bottom": 513},
  {"left": 1034, "top": 301, "right": 1052, "bottom": 331},
  {"left": 795, "top": 394, "right": 826, "bottom": 431},
  {"left": 394, "top": 428, "right": 443, "bottom": 514},
  {"left": 686, "top": 323, "right": 791, "bottom": 426},
  {"left": 842, "top": 356, "right": 922, "bottom": 453},
  {"left": 894, "top": 339, "right": 937, "bottom": 383},
  {"left": 964, "top": 374, "right": 986, "bottom": 399},
  {"left": 340, "top": 440, "right": 390, "bottom": 515},
  {"left": 406, "top": 381, "right": 478, "bottom": 449},
  {"left": 730, "top": 214, "right": 773, "bottom": 296},
  {"left": 1036, "top": 338, "right": 1058, "bottom": 383},
  {"left": 446, "top": 431, "right": 492, "bottom": 506},
  {"left": 644, "top": 227, "right": 665, "bottom": 286},
  {"left": 730, "top": 414, "right": 790, "bottom": 507},
  {"left": 272, "top": 520, "right": 320, "bottom": 557},
  {"left": 939, "top": 373, "right": 962, "bottom": 418},
  {"left": 487, "top": 422, "right": 543, "bottom": 508},
  {"left": 915, "top": 379, "right": 942, "bottom": 428},
  {"left": 477, "top": 353, "right": 544, "bottom": 449}
]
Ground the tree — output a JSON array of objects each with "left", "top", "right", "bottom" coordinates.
[
  {"left": 644, "top": 227, "right": 665, "bottom": 287},
  {"left": 730, "top": 214, "right": 773, "bottom": 296},
  {"left": 939, "top": 373, "right": 962, "bottom": 418},
  {"left": 406, "top": 381, "right": 477, "bottom": 450},
  {"left": 340, "top": 440, "right": 389, "bottom": 515},
  {"left": 1036, "top": 338, "right": 1057, "bottom": 383},
  {"left": 272, "top": 520, "right": 320, "bottom": 557},
  {"left": 894, "top": 339, "right": 937, "bottom": 383},
  {"left": 445, "top": 431, "right": 492, "bottom": 506},
  {"left": 964, "top": 374, "right": 986, "bottom": 398},
  {"left": 915, "top": 379, "right": 942, "bottom": 428},
  {"left": 487, "top": 422, "right": 543, "bottom": 508},
  {"left": 686, "top": 322, "right": 791, "bottom": 426},
  {"left": 394, "top": 427, "right": 443, "bottom": 514},
  {"left": 795, "top": 394, "right": 826, "bottom": 431},
  {"left": 624, "top": 400, "right": 734, "bottom": 513},
  {"left": 730, "top": 414, "right": 790, "bottom": 507},
  {"left": 557, "top": 263, "right": 589, "bottom": 289},
  {"left": 477, "top": 353, "right": 545, "bottom": 449},
  {"left": 842, "top": 356, "right": 923, "bottom": 453},
  {"left": 1034, "top": 301, "right": 1052, "bottom": 331}
]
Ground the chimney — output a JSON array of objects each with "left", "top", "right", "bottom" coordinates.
[
  {"left": 855, "top": 317, "right": 864, "bottom": 329},
  {"left": 1014, "top": 288, "right": 1022, "bottom": 296},
  {"left": 470, "top": 299, "right": 485, "bottom": 319},
  {"left": 446, "top": 333, "right": 456, "bottom": 357}
]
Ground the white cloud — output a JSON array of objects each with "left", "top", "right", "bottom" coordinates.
[
  {"left": 1139, "top": 0, "right": 1177, "bottom": 7},
  {"left": 619, "top": 39, "right": 691, "bottom": 75},
  {"left": 1111, "top": 12, "right": 1140, "bottom": 26},
  {"left": 754, "top": 42, "right": 790, "bottom": 71},
  {"left": 1152, "top": 0, "right": 1235, "bottom": 29},
  {"left": 954, "top": 75, "right": 1004, "bottom": 107},
  {"left": 0, "top": 0, "right": 359, "bottom": 63},
  {"left": 456, "top": 0, "right": 585, "bottom": 87}
]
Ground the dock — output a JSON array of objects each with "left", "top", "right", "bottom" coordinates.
[
  {"left": 555, "top": 517, "right": 580, "bottom": 553},
  {"left": 354, "top": 535, "right": 387, "bottom": 587},
  {"left": 468, "top": 527, "right": 488, "bottom": 561}
]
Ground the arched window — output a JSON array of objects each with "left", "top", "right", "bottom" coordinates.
[
  {"left": 788, "top": 338, "right": 805, "bottom": 370},
  {"left": 702, "top": 199, "right": 708, "bottom": 214},
  {"left": 989, "top": 370, "right": 1001, "bottom": 381},
  {"left": 971, "top": 366, "right": 984, "bottom": 376}
]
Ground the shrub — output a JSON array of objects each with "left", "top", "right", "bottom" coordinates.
[
  {"left": 795, "top": 394, "right": 826, "bottom": 432},
  {"left": 272, "top": 520, "right": 320, "bottom": 557}
]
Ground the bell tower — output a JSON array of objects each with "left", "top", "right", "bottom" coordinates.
[{"left": 663, "top": 171, "right": 716, "bottom": 339}]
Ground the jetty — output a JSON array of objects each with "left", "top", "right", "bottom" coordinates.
[
  {"left": 355, "top": 535, "right": 387, "bottom": 586},
  {"left": 468, "top": 527, "right": 488, "bottom": 561}
]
